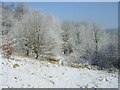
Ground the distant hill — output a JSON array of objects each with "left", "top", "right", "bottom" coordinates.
[{"left": 105, "top": 28, "right": 118, "bottom": 33}]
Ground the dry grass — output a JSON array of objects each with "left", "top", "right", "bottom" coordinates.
[
  {"left": 2, "top": 50, "right": 91, "bottom": 70},
  {"left": 68, "top": 60, "right": 91, "bottom": 69},
  {"left": 47, "top": 56, "right": 59, "bottom": 64},
  {"left": 13, "top": 63, "right": 19, "bottom": 68}
]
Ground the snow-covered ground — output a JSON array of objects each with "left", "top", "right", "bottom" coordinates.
[{"left": 0, "top": 54, "right": 118, "bottom": 88}]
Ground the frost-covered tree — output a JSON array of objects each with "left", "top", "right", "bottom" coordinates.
[
  {"left": 61, "top": 21, "right": 115, "bottom": 67},
  {"left": 61, "top": 21, "right": 74, "bottom": 55},
  {"left": 2, "top": 4, "right": 16, "bottom": 48},
  {"left": 61, "top": 22, "right": 94, "bottom": 57},
  {"left": 97, "top": 29, "right": 118, "bottom": 69},
  {"left": 91, "top": 24, "right": 102, "bottom": 54},
  {"left": 72, "top": 22, "right": 94, "bottom": 56},
  {"left": 45, "top": 15, "right": 62, "bottom": 56},
  {"left": 89, "top": 24, "right": 118, "bottom": 69},
  {"left": 17, "top": 10, "right": 62, "bottom": 59},
  {"left": 14, "top": 3, "right": 27, "bottom": 20},
  {"left": 17, "top": 10, "right": 45, "bottom": 58}
]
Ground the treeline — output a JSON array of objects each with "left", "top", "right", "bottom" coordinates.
[{"left": 0, "top": 3, "right": 119, "bottom": 70}]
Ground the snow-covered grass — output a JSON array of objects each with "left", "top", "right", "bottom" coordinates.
[{"left": 0, "top": 54, "right": 118, "bottom": 88}]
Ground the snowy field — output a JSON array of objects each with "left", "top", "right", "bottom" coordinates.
[{"left": 0, "top": 54, "right": 118, "bottom": 88}]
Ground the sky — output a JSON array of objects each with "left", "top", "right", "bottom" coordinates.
[
  {"left": 4, "top": 2, "right": 118, "bottom": 29},
  {"left": 25, "top": 2, "right": 118, "bottom": 29}
]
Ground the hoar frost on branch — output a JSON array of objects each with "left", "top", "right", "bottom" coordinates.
[{"left": 17, "top": 10, "right": 62, "bottom": 59}]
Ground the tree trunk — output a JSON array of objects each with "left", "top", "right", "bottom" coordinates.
[
  {"left": 26, "top": 50, "right": 29, "bottom": 56},
  {"left": 35, "top": 52, "right": 38, "bottom": 59},
  {"left": 35, "top": 50, "right": 39, "bottom": 59},
  {"left": 95, "top": 44, "right": 98, "bottom": 54}
]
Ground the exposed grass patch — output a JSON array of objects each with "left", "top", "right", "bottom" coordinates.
[{"left": 13, "top": 63, "right": 19, "bottom": 68}]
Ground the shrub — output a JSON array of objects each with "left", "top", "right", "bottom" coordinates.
[{"left": 2, "top": 41, "right": 13, "bottom": 59}]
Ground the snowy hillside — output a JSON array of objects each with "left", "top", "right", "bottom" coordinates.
[{"left": 0, "top": 54, "right": 118, "bottom": 88}]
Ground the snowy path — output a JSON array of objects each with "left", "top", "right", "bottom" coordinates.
[{"left": 0, "top": 54, "right": 118, "bottom": 88}]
